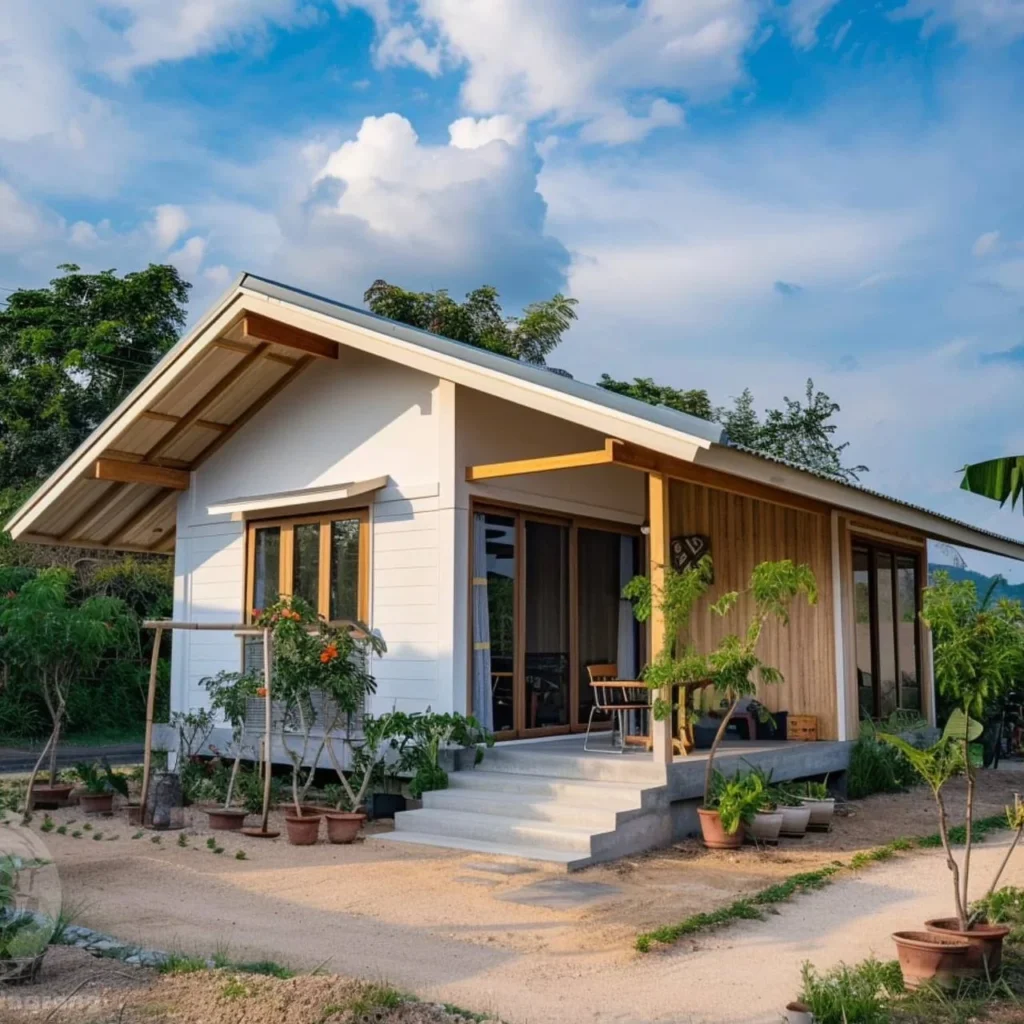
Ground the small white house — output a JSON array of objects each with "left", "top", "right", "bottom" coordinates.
[{"left": 11, "top": 274, "right": 1024, "bottom": 863}]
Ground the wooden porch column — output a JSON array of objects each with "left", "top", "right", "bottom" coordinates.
[{"left": 648, "top": 472, "right": 673, "bottom": 765}]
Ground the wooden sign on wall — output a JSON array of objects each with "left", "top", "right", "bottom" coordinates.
[{"left": 670, "top": 534, "right": 712, "bottom": 579}]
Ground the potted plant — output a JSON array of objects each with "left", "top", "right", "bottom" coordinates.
[
  {"left": 394, "top": 710, "right": 494, "bottom": 799},
  {"left": 699, "top": 770, "right": 763, "bottom": 849},
  {"left": 72, "top": 760, "right": 129, "bottom": 814},
  {"left": 200, "top": 670, "right": 260, "bottom": 830},
  {"left": 773, "top": 785, "right": 812, "bottom": 838},
  {"left": 625, "top": 558, "right": 815, "bottom": 847},
  {"left": 0, "top": 572, "right": 134, "bottom": 821},
  {"left": 256, "top": 598, "right": 385, "bottom": 846},
  {"left": 881, "top": 573, "right": 1024, "bottom": 981},
  {"left": 743, "top": 767, "right": 784, "bottom": 844},
  {"left": 799, "top": 779, "right": 835, "bottom": 830},
  {"left": 323, "top": 711, "right": 400, "bottom": 844}
]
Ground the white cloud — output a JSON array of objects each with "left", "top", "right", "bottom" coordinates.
[
  {"left": 374, "top": 22, "right": 443, "bottom": 75},
  {"left": 366, "top": 0, "right": 759, "bottom": 142},
  {"left": 103, "top": 0, "right": 317, "bottom": 77},
  {"left": 783, "top": 0, "right": 840, "bottom": 49},
  {"left": 168, "top": 235, "right": 208, "bottom": 276},
  {"left": 150, "top": 204, "right": 191, "bottom": 250},
  {"left": 896, "top": 1, "right": 1024, "bottom": 42},
  {"left": 982, "top": 258, "right": 1024, "bottom": 294},
  {"left": 0, "top": 181, "right": 56, "bottom": 251},
  {"left": 448, "top": 115, "right": 526, "bottom": 149},
  {"left": 579, "top": 98, "right": 684, "bottom": 145},
  {"left": 972, "top": 229, "right": 1001, "bottom": 257},
  {"left": 204, "top": 264, "right": 233, "bottom": 287},
  {"left": 69, "top": 221, "right": 100, "bottom": 247}
]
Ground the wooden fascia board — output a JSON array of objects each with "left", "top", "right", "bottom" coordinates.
[
  {"left": 608, "top": 440, "right": 829, "bottom": 517},
  {"left": 242, "top": 312, "right": 339, "bottom": 360},
  {"left": 93, "top": 458, "right": 190, "bottom": 490}
]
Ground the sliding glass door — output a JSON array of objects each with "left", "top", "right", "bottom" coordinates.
[
  {"left": 473, "top": 505, "right": 641, "bottom": 737},
  {"left": 852, "top": 540, "right": 922, "bottom": 722}
]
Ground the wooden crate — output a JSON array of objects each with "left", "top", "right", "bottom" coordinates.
[{"left": 787, "top": 715, "right": 818, "bottom": 742}]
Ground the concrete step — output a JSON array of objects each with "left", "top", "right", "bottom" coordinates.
[
  {"left": 449, "top": 770, "right": 650, "bottom": 808},
  {"left": 393, "top": 807, "right": 600, "bottom": 853},
  {"left": 368, "top": 830, "right": 589, "bottom": 868},
  {"left": 422, "top": 788, "right": 624, "bottom": 829},
  {"left": 480, "top": 746, "right": 668, "bottom": 784}
]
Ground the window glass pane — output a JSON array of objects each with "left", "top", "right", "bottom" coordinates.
[
  {"left": 853, "top": 546, "right": 873, "bottom": 720},
  {"left": 876, "top": 551, "right": 898, "bottom": 719},
  {"left": 897, "top": 556, "right": 920, "bottom": 711},
  {"left": 484, "top": 514, "right": 516, "bottom": 733},
  {"left": 292, "top": 523, "right": 320, "bottom": 610},
  {"left": 252, "top": 527, "right": 280, "bottom": 612},
  {"left": 329, "top": 518, "right": 361, "bottom": 621}
]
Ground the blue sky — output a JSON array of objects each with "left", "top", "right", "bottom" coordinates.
[{"left": 3, "top": 1, "right": 1024, "bottom": 577}]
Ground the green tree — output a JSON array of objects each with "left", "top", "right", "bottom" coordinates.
[
  {"left": 0, "top": 264, "right": 190, "bottom": 490},
  {"left": 596, "top": 375, "right": 716, "bottom": 421},
  {"left": 718, "top": 388, "right": 761, "bottom": 447},
  {"left": 363, "top": 280, "right": 577, "bottom": 365}
]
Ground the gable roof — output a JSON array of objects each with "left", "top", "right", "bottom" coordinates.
[{"left": 7, "top": 272, "right": 1024, "bottom": 562}]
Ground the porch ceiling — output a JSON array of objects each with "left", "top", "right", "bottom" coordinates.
[{"left": 13, "top": 313, "right": 334, "bottom": 553}]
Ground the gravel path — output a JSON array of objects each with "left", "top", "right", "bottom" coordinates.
[{"left": 47, "top": 826, "right": 1024, "bottom": 1024}]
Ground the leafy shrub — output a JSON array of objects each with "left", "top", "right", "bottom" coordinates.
[
  {"left": 800, "top": 958, "right": 903, "bottom": 1024},
  {"left": 972, "top": 886, "right": 1024, "bottom": 942},
  {"left": 707, "top": 770, "right": 764, "bottom": 833},
  {"left": 847, "top": 725, "right": 917, "bottom": 799}
]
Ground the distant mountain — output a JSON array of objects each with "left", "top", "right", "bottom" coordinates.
[{"left": 928, "top": 564, "right": 1024, "bottom": 605}]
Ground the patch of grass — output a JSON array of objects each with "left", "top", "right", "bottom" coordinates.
[
  {"left": 55, "top": 825, "right": 67, "bottom": 836},
  {"left": 150, "top": 835, "right": 161, "bottom": 844},
  {"left": 800, "top": 958, "right": 904, "bottom": 1024},
  {"left": 635, "top": 816, "right": 1014, "bottom": 952},
  {"left": 158, "top": 954, "right": 208, "bottom": 975},
  {"left": 177, "top": 833, "right": 188, "bottom": 847},
  {"left": 233, "top": 960, "right": 294, "bottom": 979},
  {"left": 39, "top": 814, "right": 54, "bottom": 833},
  {"left": 348, "top": 983, "right": 404, "bottom": 1016},
  {"left": 70, "top": 830, "right": 82, "bottom": 839},
  {"left": 92, "top": 831, "right": 103, "bottom": 841},
  {"left": 235, "top": 850, "right": 247, "bottom": 860},
  {"left": 442, "top": 1003, "right": 495, "bottom": 1021},
  {"left": 206, "top": 837, "right": 217, "bottom": 850},
  {"left": 221, "top": 978, "right": 252, "bottom": 1000},
  {"left": 82, "top": 822, "right": 92, "bottom": 832},
  {"left": 131, "top": 830, "right": 144, "bottom": 839}
]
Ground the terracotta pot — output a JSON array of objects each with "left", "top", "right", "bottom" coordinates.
[
  {"left": 299, "top": 803, "right": 334, "bottom": 817},
  {"left": 748, "top": 810, "right": 783, "bottom": 844},
  {"left": 800, "top": 797, "right": 835, "bottom": 830},
  {"left": 79, "top": 792, "right": 114, "bottom": 815},
  {"left": 892, "top": 930, "right": 971, "bottom": 989},
  {"left": 925, "top": 918, "right": 1010, "bottom": 977},
  {"left": 779, "top": 804, "right": 811, "bottom": 837},
  {"left": 697, "top": 807, "right": 744, "bottom": 849},
  {"left": 784, "top": 1002, "right": 814, "bottom": 1024},
  {"left": 325, "top": 812, "right": 366, "bottom": 844},
  {"left": 29, "top": 783, "right": 73, "bottom": 809},
  {"left": 206, "top": 808, "right": 248, "bottom": 831},
  {"left": 284, "top": 813, "right": 322, "bottom": 846}
]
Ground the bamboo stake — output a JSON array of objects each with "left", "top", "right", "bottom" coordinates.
[
  {"left": 139, "top": 627, "right": 163, "bottom": 824},
  {"left": 260, "top": 627, "right": 273, "bottom": 834}
]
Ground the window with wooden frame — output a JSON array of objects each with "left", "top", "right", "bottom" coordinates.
[{"left": 246, "top": 510, "right": 369, "bottom": 624}]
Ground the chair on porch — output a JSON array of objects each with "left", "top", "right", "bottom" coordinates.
[{"left": 584, "top": 663, "right": 651, "bottom": 753}]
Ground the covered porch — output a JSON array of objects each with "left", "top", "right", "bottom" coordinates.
[{"left": 465, "top": 435, "right": 851, "bottom": 763}]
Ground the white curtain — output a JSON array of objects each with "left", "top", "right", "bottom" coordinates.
[{"left": 471, "top": 514, "right": 494, "bottom": 731}]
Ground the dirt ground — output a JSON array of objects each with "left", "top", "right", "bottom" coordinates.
[{"left": 3, "top": 768, "right": 1024, "bottom": 1023}]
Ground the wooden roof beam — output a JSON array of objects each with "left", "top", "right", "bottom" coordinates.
[
  {"left": 465, "top": 439, "right": 620, "bottom": 482},
  {"left": 140, "top": 410, "right": 230, "bottom": 433},
  {"left": 211, "top": 336, "right": 300, "bottom": 366},
  {"left": 242, "top": 312, "right": 339, "bottom": 360},
  {"left": 93, "top": 458, "right": 190, "bottom": 490}
]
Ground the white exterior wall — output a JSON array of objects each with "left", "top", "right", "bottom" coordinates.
[{"left": 171, "top": 348, "right": 452, "bottom": 720}]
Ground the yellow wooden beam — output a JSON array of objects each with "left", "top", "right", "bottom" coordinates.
[
  {"left": 242, "top": 313, "right": 338, "bottom": 360},
  {"left": 647, "top": 471, "right": 674, "bottom": 765},
  {"left": 93, "top": 458, "right": 190, "bottom": 490},
  {"left": 466, "top": 439, "right": 620, "bottom": 482}
]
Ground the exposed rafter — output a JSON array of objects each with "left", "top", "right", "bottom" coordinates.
[
  {"left": 242, "top": 312, "right": 339, "bottom": 360},
  {"left": 93, "top": 458, "right": 190, "bottom": 490}
]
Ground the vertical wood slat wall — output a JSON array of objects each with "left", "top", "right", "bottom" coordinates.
[{"left": 669, "top": 479, "right": 839, "bottom": 740}]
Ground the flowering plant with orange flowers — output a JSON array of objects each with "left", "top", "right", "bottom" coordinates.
[{"left": 252, "top": 597, "right": 385, "bottom": 815}]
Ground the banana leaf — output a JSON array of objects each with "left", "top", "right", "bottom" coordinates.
[
  {"left": 960, "top": 455, "right": 1024, "bottom": 511},
  {"left": 941, "top": 707, "right": 984, "bottom": 744}
]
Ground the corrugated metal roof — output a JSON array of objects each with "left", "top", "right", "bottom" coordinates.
[
  {"left": 240, "top": 273, "right": 728, "bottom": 447},
  {"left": 728, "top": 442, "right": 1024, "bottom": 551}
]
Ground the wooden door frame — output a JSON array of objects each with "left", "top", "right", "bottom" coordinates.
[{"left": 467, "top": 496, "right": 641, "bottom": 740}]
